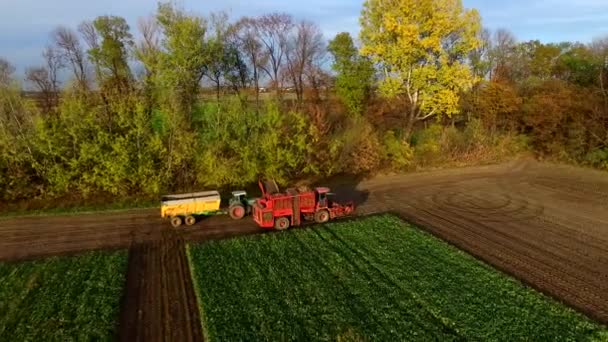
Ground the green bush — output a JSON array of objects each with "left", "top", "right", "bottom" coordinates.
[
  {"left": 338, "top": 118, "right": 382, "bottom": 174},
  {"left": 412, "top": 124, "right": 443, "bottom": 166},
  {"left": 585, "top": 148, "right": 608, "bottom": 170},
  {"left": 462, "top": 118, "right": 488, "bottom": 149},
  {"left": 194, "top": 98, "right": 317, "bottom": 187},
  {"left": 383, "top": 130, "right": 414, "bottom": 170},
  {"left": 412, "top": 119, "right": 527, "bottom": 168}
]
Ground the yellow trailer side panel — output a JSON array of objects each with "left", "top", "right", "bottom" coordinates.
[{"left": 161, "top": 198, "right": 221, "bottom": 218}]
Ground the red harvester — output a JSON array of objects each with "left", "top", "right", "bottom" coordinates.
[{"left": 252, "top": 180, "right": 355, "bottom": 230}]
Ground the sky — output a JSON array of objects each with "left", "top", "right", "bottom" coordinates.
[{"left": 1, "top": 0, "right": 608, "bottom": 74}]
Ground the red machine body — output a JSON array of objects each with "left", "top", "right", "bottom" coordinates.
[{"left": 252, "top": 180, "right": 354, "bottom": 230}]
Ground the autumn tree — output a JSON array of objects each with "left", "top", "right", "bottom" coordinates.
[
  {"left": 360, "top": 0, "right": 481, "bottom": 138},
  {"left": 463, "top": 81, "right": 521, "bottom": 134},
  {"left": 328, "top": 32, "right": 375, "bottom": 116},
  {"left": 527, "top": 41, "right": 562, "bottom": 80},
  {"left": 555, "top": 43, "right": 598, "bottom": 87}
]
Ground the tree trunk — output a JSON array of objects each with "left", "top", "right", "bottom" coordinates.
[
  {"left": 255, "top": 78, "right": 260, "bottom": 109},
  {"left": 403, "top": 113, "right": 416, "bottom": 141},
  {"left": 403, "top": 102, "right": 419, "bottom": 141},
  {"left": 216, "top": 81, "right": 221, "bottom": 102}
]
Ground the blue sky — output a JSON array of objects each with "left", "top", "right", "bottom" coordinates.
[{"left": 1, "top": 0, "right": 607, "bottom": 73}]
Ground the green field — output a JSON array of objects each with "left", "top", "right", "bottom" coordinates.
[
  {"left": 0, "top": 251, "right": 128, "bottom": 340},
  {"left": 188, "top": 215, "right": 608, "bottom": 341}
]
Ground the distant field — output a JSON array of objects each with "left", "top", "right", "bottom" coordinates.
[
  {"left": 0, "top": 251, "right": 128, "bottom": 340},
  {"left": 188, "top": 215, "right": 608, "bottom": 341}
]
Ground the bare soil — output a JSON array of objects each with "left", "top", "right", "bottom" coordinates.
[
  {"left": 118, "top": 229, "right": 202, "bottom": 342},
  {"left": 1, "top": 159, "right": 607, "bottom": 338}
]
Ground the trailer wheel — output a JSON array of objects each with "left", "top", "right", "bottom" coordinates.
[
  {"left": 185, "top": 216, "right": 196, "bottom": 226},
  {"left": 171, "top": 216, "right": 183, "bottom": 228},
  {"left": 314, "top": 210, "right": 330, "bottom": 223},
  {"left": 229, "top": 204, "right": 246, "bottom": 220},
  {"left": 274, "top": 217, "right": 290, "bottom": 230}
]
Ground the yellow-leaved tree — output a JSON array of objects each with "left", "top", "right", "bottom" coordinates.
[{"left": 360, "top": 0, "right": 481, "bottom": 137}]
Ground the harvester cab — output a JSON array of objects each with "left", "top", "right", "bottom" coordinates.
[{"left": 316, "top": 187, "right": 330, "bottom": 208}]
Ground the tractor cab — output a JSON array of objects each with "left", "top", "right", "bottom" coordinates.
[
  {"left": 228, "top": 190, "right": 253, "bottom": 220},
  {"left": 231, "top": 190, "right": 247, "bottom": 204}
]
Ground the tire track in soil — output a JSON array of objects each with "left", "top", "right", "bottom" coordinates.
[{"left": 118, "top": 229, "right": 202, "bottom": 342}]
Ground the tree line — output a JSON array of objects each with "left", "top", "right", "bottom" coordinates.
[{"left": 0, "top": 0, "right": 607, "bottom": 205}]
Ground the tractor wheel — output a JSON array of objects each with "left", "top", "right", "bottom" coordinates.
[
  {"left": 314, "top": 210, "right": 330, "bottom": 224},
  {"left": 274, "top": 217, "right": 291, "bottom": 230},
  {"left": 229, "top": 204, "right": 246, "bottom": 220},
  {"left": 171, "top": 216, "right": 183, "bottom": 228},
  {"left": 185, "top": 216, "right": 196, "bottom": 226}
]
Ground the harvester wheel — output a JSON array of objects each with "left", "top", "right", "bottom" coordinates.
[
  {"left": 229, "top": 204, "right": 246, "bottom": 220},
  {"left": 171, "top": 216, "right": 183, "bottom": 228},
  {"left": 314, "top": 210, "right": 330, "bottom": 223},
  {"left": 274, "top": 217, "right": 290, "bottom": 230},
  {"left": 185, "top": 216, "right": 196, "bottom": 226}
]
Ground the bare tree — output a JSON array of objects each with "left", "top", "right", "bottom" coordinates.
[
  {"left": 134, "top": 16, "right": 162, "bottom": 111},
  {"left": 205, "top": 12, "right": 230, "bottom": 100},
  {"left": 78, "top": 21, "right": 101, "bottom": 81},
  {"left": 235, "top": 17, "right": 266, "bottom": 104},
  {"left": 469, "top": 28, "right": 492, "bottom": 80},
  {"left": 0, "top": 57, "right": 15, "bottom": 87},
  {"left": 490, "top": 29, "right": 517, "bottom": 81},
  {"left": 284, "top": 20, "right": 324, "bottom": 102},
  {"left": 44, "top": 46, "right": 64, "bottom": 107},
  {"left": 591, "top": 37, "right": 608, "bottom": 111},
  {"left": 255, "top": 13, "right": 293, "bottom": 95},
  {"left": 26, "top": 67, "right": 53, "bottom": 112},
  {"left": 135, "top": 16, "right": 161, "bottom": 78},
  {"left": 53, "top": 26, "right": 88, "bottom": 89},
  {"left": 78, "top": 21, "right": 99, "bottom": 51},
  {"left": 25, "top": 46, "right": 64, "bottom": 114}
]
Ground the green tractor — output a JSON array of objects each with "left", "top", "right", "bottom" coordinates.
[{"left": 227, "top": 190, "right": 256, "bottom": 220}]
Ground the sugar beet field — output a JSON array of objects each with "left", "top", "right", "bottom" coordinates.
[
  {"left": 0, "top": 161, "right": 608, "bottom": 340},
  {"left": 189, "top": 215, "right": 607, "bottom": 341},
  {"left": 0, "top": 251, "right": 127, "bottom": 341}
]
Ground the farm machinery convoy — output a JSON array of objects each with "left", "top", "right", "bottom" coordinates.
[{"left": 161, "top": 179, "right": 355, "bottom": 229}]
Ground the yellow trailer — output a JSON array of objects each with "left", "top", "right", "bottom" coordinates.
[{"left": 161, "top": 191, "right": 222, "bottom": 227}]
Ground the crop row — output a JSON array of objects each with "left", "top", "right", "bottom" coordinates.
[{"left": 188, "top": 215, "right": 608, "bottom": 341}]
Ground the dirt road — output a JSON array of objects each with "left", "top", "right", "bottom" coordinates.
[{"left": 1, "top": 159, "right": 607, "bottom": 338}]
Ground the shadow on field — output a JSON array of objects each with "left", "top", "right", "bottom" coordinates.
[{"left": 216, "top": 174, "right": 371, "bottom": 209}]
